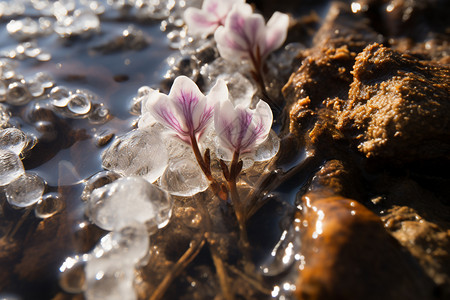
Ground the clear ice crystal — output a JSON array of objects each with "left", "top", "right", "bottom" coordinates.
[
  {"left": 102, "top": 128, "right": 168, "bottom": 183},
  {"left": 7, "top": 81, "right": 32, "bottom": 105},
  {"left": 0, "top": 148, "right": 24, "bottom": 186},
  {"left": 0, "top": 128, "right": 27, "bottom": 155},
  {"left": 94, "top": 223, "right": 149, "bottom": 266},
  {"left": 35, "top": 193, "right": 65, "bottom": 218},
  {"left": 5, "top": 172, "right": 45, "bottom": 208},
  {"left": 50, "top": 86, "right": 71, "bottom": 107},
  {"left": 59, "top": 254, "right": 88, "bottom": 294},
  {"left": 87, "top": 176, "right": 172, "bottom": 232},
  {"left": 253, "top": 130, "right": 280, "bottom": 162},
  {"left": 67, "top": 93, "right": 92, "bottom": 115},
  {"left": 85, "top": 263, "right": 136, "bottom": 300},
  {"left": 159, "top": 157, "right": 209, "bottom": 197}
]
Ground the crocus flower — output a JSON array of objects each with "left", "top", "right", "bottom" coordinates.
[
  {"left": 145, "top": 76, "right": 228, "bottom": 144},
  {"left": 214, "top": 3, "right": 289, "bottom": 66},
  {"left": 214, "top": 97, "right": 273, "bottom": 158},
  {"left": 184, "top": 0, "right": 245, "bottom": 36}
]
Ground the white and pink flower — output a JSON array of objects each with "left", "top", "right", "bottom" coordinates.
[
  {"left": 184, "top": 0, "right": 245, "bottom": 36},
  {"left": 214, "top": 4, "right": 289, "bottom": 66},
  {"left": 214, "top": 97, "right": 272, "bottom": 158},
  {"left": 141, "top": 76, "right": 228, "bottom": 144}
]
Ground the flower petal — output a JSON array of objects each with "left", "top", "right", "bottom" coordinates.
[
  {"left": 207, "top": 79, "right": 229, "bottom": 105},
  {"left": 214, "top": 26, "right": 248, "bottom": 61},
  {"left": 184, "top": 7, "right": 219, "bottom": 36},
  {"left": 250, "top": 99, "right": 272, "bottom": 146},
  {"left": 214, "top": 98, "right": 238, "bottom": 156},
  {"left": 147, "top": 92, "right": 186, "bottom": 135},
  {"left": 261, "top": 11, "right": 289, "bottom": 57}
]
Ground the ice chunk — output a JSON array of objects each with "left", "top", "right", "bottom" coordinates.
[
  {"left": 0, "top": 128, "right": 27, "bottom": 155},
  {"left": 253, "top": 130, "right": 280, "bottom": 162},
  {"left": 59, "top": 254, "right": 89, "bottom": 294},
  {"left": 5, "top": 172, "right": 45, "bottom": 208},
  {"left": 88, "top": 177, "right": 172, "bottom": 232},
  {"left": 85, "top": 262, "right": 136, "bottom": 300},
  {"left": 0, "top": 149, "right": 24, "bottom": 186},
  {"left": 102, "top": 128, "right": 168, "bottom": 183},
  {"left": 159, "top": 157, "right": 209, "bottom": 197},
  {"left": 94, "top": 223, "right": 149, "bottom": 266}
]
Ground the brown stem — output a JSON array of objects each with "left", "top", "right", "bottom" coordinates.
[
  {"left": 149, "top": 235, "right": 206, "bottom": 300},
  {"left": 7, "top": 207, "right": 32, "bottom": 240},
  {"left": 249, "top": 48, "right": 282, "bottom": 112},
  {"left": 226, "top": 151, "right": 254, "bottom": 273},
  {"left": 190, "top": 134, "right": 228, "bottom": 201},
  {"left": 196, "top": 193, "right": 234, "bottom": 300}
]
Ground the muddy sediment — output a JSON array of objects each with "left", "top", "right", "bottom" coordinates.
[{"left": 283, "top": 0, "right": 450, "bottom": 299}]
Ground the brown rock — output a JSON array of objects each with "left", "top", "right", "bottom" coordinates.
[
  {"left": 295, "top": 189, "right": 434, "bottom": 300},
  {"left": 337, "top": 43, "right": 450, "bottom": 162}
]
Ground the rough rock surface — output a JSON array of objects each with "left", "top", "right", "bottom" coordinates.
[
  {"left": 338, "top": 43, "right": 450, "bottom": 161},
  {"left": 282, "top": 1, "right": 450, "bottom": 299}
]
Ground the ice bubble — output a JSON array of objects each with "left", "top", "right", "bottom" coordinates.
[
  {"left": 59, "top": 254, "right": 88, "bottom": 294},
  {"left": 81, "top": 170, "right": 121, "bottom": 202},
  {"left": 35, "top": 193, "right": 65, "bottom": 219},
  {"left": 0, "top": 81, "right": 7, "bottom": 101},
  {"left": 5, "top": 172, "right": 45, "bottom": 208},
  {"left": 102, "top": 128, "right": 168, "bottom": 183},
  {"left": 67, "top": 93, "right": 92, "bottom": 115},
  {"left": 50, "top": 86, "right": 71, "bottom": 107},
  {"left": 7, "top": 81, "right": 31, "bottom": 106},
  {"left": 0, "top": 149, "right": 24, "bottom": 186},
  {"left": 27, "top": 72, "right": 53, "bottom": 98},
  {"left": 87, "top": 176, "right": 172, "bottom": 232},
  {"left": 7, "top": 18, "right": 40, "bottom": 40},
  {"left": 0, "top": 59, "right": 17, "bottom": 80},
  {"left": 94, "top": 223, "right": 149, "bottom": 266},
  {"left": 159, "top": 157, "right": 209, "bottom": 197},
  {"left": 0, "top": 128, "right": 27, "bottom": 155}
]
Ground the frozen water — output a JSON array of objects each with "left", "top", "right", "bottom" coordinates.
[
  {"left": 50, "top": 86, "right": 71, "bottom": 107},
  {"left": 54, "top": 9, "right": 100, "bottom": 38},
  {"left": 67, "top": 93, "right": 92, "bottom": 115},
  {"left": 201, "top": 59, "right": 257, "bottom": 107},
  {"left": 59, "top": 254, "right": 88, "bottom": 294},
  {"left": 85, "top": 263, "right": 136, "bottom": 300},
  {"left": 7, "top": 81, "right": 31, "bottom": 105},
  {"left": 35, "top": 193, "right": 65, "bottom": 218},
  {"left": 0, "top": 128, "right": 27, "bottom": 155},
  {"left": 0, "top": 149, "right": 24, "bottom": 186},
  {"left": 0, "top": 59, "right": 17, "bottom": 80},
  {"left": 94, "top": 223, "right": 149, "bottom": 266},
  {"left": 102, "top": 128, "right": 168, "bottom": 183},
  {"left": 159, "top": 157, "right": 209, "bottom": 197},
  {"left": 87, "top": 176, "right": 172, "bottom": 232},
  {"left": 89, "top": 103, "right": 110, "bottom": 124},
  {"left": 81, "top": 170, "right": 121, "bottom": 202},
  {"left": 6, "top": 18, "right": 47, "bottom": 40},
  {"left": 5, "top": 172, "right": 45, "bottom": 208},
  {"left": 0, "top": 104, "right": 11, "bottom": 129},
  {"left": 253, "top": 130, "right": 280, "bottom": 162},
  {"left": 27, "top": 72, "right": 54, "bottom": 98}
]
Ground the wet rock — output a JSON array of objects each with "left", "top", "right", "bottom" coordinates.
[
  {"left": 372, "top": 177, "right": 450, "bottom": 296},
  {"left": 337, "top": 43, "right": 450, "bottom": 162},
  {"left": 295, "top": 188, "right": 434, "bottom": 300}
]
